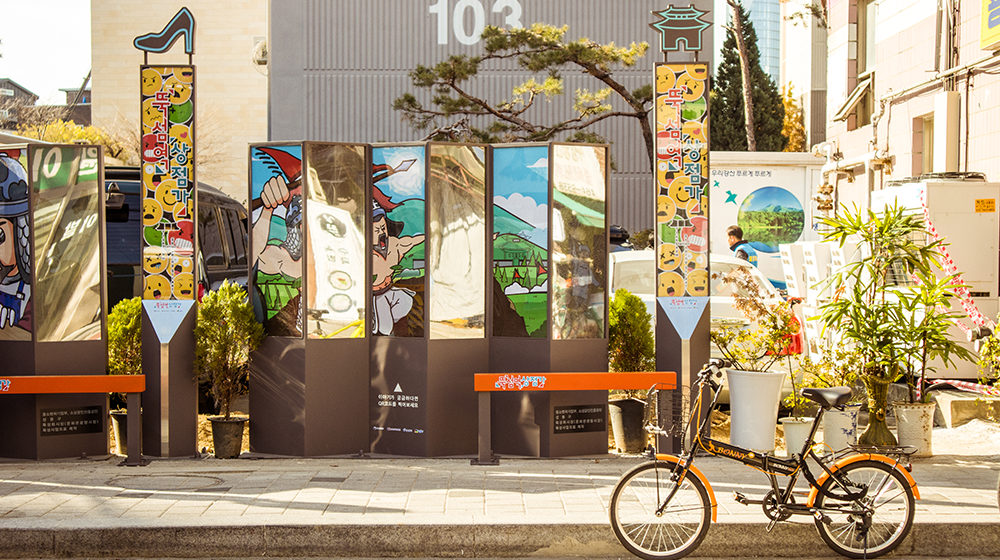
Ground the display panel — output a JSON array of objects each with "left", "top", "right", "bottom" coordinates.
[
  {"left": 550, "top": 144, "right": 607, "bottom": 339},
  {"left": 140, "top": 65, "right": 196, "bottom": 301},
  {"left": 250, "top": 145, "right": 304, "bottom": 337},
  {"left": 492, "top": 145, "right": 549, "bottom": 338},
  {"left": 371, "top": 146, "right": 425, "bottom": 337},
  {"left": 427, "top": 144, "right": 486, "bottom": 339},
  {"left": 0, "top": 148, "right": 32, "bottom": 340},
  {"left": 30, "top": 145, "right": 103, "bottom": 341},
  {"left": 305, "top": 143, "right": 368, "bottom": 339},
  {"left": 654, "top": 63, "right": 710, "bottom": 297}
]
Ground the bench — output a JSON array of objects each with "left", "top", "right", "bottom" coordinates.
[
  {"left": 0, "top": 375, "right": 146, "bottom": 466},
  {"left": 472, "top": 372, "right": 677, "bottom": 465}
]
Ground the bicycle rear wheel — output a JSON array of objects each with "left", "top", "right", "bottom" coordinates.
[
  {"left": 609, "top": 460, "right": 711, "bottom": 560},
  {"left": 813, "top": 460, "right": 915, "bottom": 558}
]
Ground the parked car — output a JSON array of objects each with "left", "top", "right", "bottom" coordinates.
[
  {"left": 608, "top": 249, "right": 793, "bottom": 404},
  {"left": 105, "top": 166, "right": 249, "bottom": 309}
]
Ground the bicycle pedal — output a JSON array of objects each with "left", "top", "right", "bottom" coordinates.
[
  {"left": 814, "top": 511, "right": 831, "bottom": 525},
  {"left": 733, "top": 492, "right": 762, "bottom": 506}
]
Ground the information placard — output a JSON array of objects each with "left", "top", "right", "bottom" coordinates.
[
  {"left": 41, "top": 406, "right": 103, "bottom": 436},
  {"left": 553, "top": 404, "right": 606, "bottom": 434}
]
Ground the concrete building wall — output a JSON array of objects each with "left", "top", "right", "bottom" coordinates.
[
  {"left": 91, "top": 1, "right": 268, "bottom": 203},
  {"left": 822, "top": 0, "right": 1000, "bottom": 212}
]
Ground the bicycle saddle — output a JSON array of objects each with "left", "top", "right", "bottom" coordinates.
[{"left": 802, "top": 387, "right": 853, "bottom": 408}]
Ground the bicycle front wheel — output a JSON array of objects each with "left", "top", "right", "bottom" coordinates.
[
  {"left": 814, "top": 460, "right": 915, "bottom": 558},
  {"left": 609, "top": 460, "right": 712, "bottom": 560}
]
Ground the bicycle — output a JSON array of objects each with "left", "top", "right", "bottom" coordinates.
[{"left": 609, "top": 358, "right": 919, "bottom": 560}]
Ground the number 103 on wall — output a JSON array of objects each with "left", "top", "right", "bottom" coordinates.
[{"left": 429, "top": 0, "right": 523, "bottom": 45}]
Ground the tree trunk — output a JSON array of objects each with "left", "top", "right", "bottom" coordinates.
[{"left": 728, "top": 0, "right": 757, "bottom": 151}]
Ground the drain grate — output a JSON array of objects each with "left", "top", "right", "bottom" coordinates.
[
  {"left": 108, "top": 474, "right": 224, "bottom": 491},
  {"left": 310, "top": 476, "right": 347, "bottom": 484}
]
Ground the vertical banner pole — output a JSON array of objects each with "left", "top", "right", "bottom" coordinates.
[
  {"left": 649, "top": 5, "right": 713, "bottom": 453},
  {"left": 136, "top": 7, "right": 200, "bottom": 457}
]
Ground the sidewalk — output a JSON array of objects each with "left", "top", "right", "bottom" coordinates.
[{"left": 1, "top": 446, "right": 998, "bottom": 559}]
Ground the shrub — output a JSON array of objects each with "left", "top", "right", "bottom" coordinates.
[
  {"left": 194, "top": 281, "right": 265, "bottom": 419},
  {"left": 609, "top": 288, "right": 655, "bottom": 397}
]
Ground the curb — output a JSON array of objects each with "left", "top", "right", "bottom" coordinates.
[{"left": 1, "top": 521, "right": 998, "bottom": 558}]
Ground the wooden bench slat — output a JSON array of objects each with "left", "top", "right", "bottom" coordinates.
[
  {"left": 474, "top": 372, "right": 676, "bottom": 392},
  {"left": 0, "top": 375, "right": 145, "bottom": 395}
]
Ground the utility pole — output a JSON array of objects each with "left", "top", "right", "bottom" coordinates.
[{"left": 727, "top": 0, "right": 757, "bottom": 151}]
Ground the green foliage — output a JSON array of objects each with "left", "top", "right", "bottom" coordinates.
[
  {"left": 710, "top": 267, "right": 800, "bottom": 372},
  {"left": 818, "top": 203, "right": 974, "bottom": 407},
  {"left": 630, "top": 228, "right": 654, "bottom": 250},
  {"left": 818, "top": 203, "right": 944, "bottom": 384},
  {"left": 609, "top": 289, "right": 655, "bottom": 397},
  {"left": 710, "top": 3, "right": 788, "bottom": 151},
  {"left": 893, "top": 271, "right": 977, "bottom": 402},
  {"left": 17, "top": 119, "right": 135, "bottom": 163},
  {"left": 107, "top": 297, "right": 142, "bottom": 408},
  {"left": 796, "top": 343, "right": 865, "bottom": 406},
  {"left": 394, "top": 23, "right": 653, "bottom": 172},
  {"left": 781, "top": 83, "right": 807, "bottom": 152},
  {"left": 194, "top": 281, "right": 265, "bottom": 419},
  {"left": 976, "top": 333, "right": 1000, "bottom": 394}
]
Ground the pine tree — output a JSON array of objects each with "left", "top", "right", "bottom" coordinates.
[
  {"left": 782, "top": 83, "right": 808, "bottom": 152},
  {"left": 711, "top": 2, "right": 788, "bottom": 151}
]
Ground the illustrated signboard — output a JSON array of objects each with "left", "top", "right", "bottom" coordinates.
[
  {"left": 551, "top": 144, "right": 607, "bottom": 339},
  {"left": 140, "top": 65, "right": 196, "bottom": 301},
  {"left": 709, "top": 157, "right": 821, "bottom": 289},
  {"left": 250, "top": 145, "right": 304, "bottom": 337},
  {"left": 304, "top": 143, "right": 369, "bottom": 339},
  {"left": 371, "top": 145, "right": 426, "bottom": 337},
  {"left": 0, "top": 149, "right": 31, "bottom": 340},
  {"left": 654, "top": 63, "right": 710, "bottom": 298},
  {"left": 492, "top": 145, "right": 549, "bottom": 338}
]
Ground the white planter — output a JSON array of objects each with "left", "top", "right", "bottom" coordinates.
[
  {"left": 894, "top": 401, "right": 936, "bottom": 457},
  {"left": 726, "top": 369, "right": 785, "bottom": 452},
  {"left": 823, "top": 404, "right": 861, "bottom": 452},
  {"left": 780, "top": 417, "right": 813, "bottom": 457}
]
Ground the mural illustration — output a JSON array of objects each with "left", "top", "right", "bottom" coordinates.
[
  {"left": 654, "top": 63, "right": 709, "bottom": 297},
  {"left": 492, "top": 146, "right": 549, "bottom": 338},
  {"left": 427, "top": 144, "right": 486, "bottom": 339},
  {"left": 0, "top": 152, "right": 31, "bottom": 338},
  {"left": 251, "top": 145, "right": 304, "bottom": 337},
  {"left": 737, "top": 186, "right": 805, "bottom": 253},
  {"left": 371, "top": 146, "right": 425, "bottom": 337},
  {"left": 305, "top": 144, "right": 368, "bottom": 339},
  {"left": 140, "top": 65, "right": 196, "bottom": 300},
  {"left": 551, "top": 144, "right": 607, "bottom": 339}
]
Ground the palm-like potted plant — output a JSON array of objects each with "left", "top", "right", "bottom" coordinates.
[
  {"left": 817, "top": 202, "right": 945, "bottom": 447},
  {"left": 711, "top": 267, "right": 801, "bottom": 452},
  {"left": 194, "top": 281, "right": 265, "bottom": 458},
  {"left": 891, "top": 270, "right": 975, "bottom": 455},
  {"left": 608, "top": 288, "right": 655, "bottom": 453},
  {"left": 107, "top": 297, "right": 142, "bottom": 455}
]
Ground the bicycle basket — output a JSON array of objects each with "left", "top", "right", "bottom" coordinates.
[{"left": 644, "top": 383, "right": 689, "bottom": 447}]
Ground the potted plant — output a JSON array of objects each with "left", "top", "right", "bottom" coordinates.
[
  {"left": 780, "top": 353, "right": 814, "bottom": 458},
  {"left": 711, "top": 267, "right": 800, "bottom": 452},
  {"left": 608, "top": 288, "right": 655, "bottom": 453},
  {"left": 817, "top": 202, "right": 944, "bottom": 447},
  {"left": 892, "top": 269, "right": 975, "bottom": 456},
  {"left": 798, "top": 343, "right": 865, "bottom": 452},
  {"left": 194, "top": 281, "right": 265, "bottom": 459},
  {"left": 107, "top": 296, "right": 142, "bottom": 455}
]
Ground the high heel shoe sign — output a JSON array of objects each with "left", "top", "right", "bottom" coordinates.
[{"left": 134, "top": 7, "right": 196, "bottom": 55}]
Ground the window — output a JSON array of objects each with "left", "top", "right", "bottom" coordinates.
[
  {"left": 199, "top": 204, "right": 226, "bottom": 267},
  {"left": 223, "top": 207, "right": 247, "bottom": 266}
]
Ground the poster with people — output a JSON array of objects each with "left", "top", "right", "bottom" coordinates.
[
  {"left": 371, "top": 146, "right": 425, "bottom": 337},
  {"left": 0, "top": 150, "right": 31, "bottom": 339}
]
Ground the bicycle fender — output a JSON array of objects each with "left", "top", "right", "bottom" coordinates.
[
  {"left": 806, "top": 453, "right": 920, "bottom": 507},
  {"left": 655, "top": 453, "right": 718, "bottom": 522}
]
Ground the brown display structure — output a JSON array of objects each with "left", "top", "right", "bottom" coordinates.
[
  {"left": 368, "top": 142, "right": 490, "bottom": 457},
  {"left": 247, "top": 142, "right": 372, "bottom": 456},
  {"left": 0, "top": 144, "right": 110, "bottom": 460},
  {"left": 488, "top": 143, "right": 610, "bottom": 458}
]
